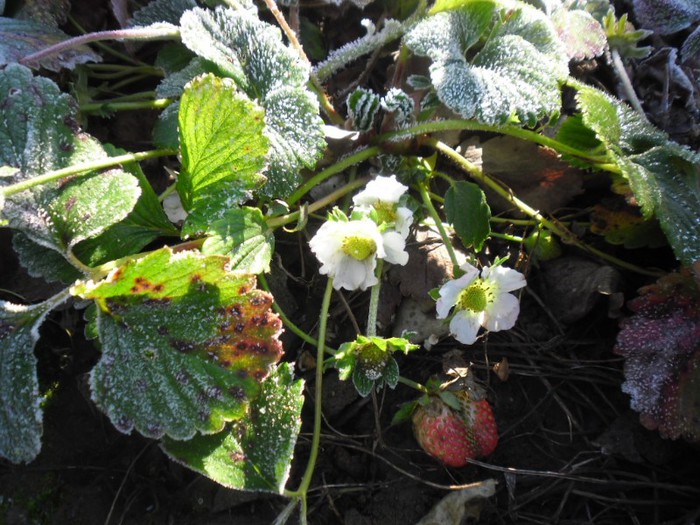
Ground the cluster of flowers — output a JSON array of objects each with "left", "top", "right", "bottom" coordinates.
[
  {"left": 309, "top": 175, "right": 527, "bottom": 345},
  {"left": 309, "top": 175, "right": 412, "bottom": 291}
]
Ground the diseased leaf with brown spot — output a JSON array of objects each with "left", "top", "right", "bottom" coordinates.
[
  {"left": 71, "top": 247, "right": 284, "bottom": 441},
  {"left": 614, "top": 270, "right": 700, "bottom": 442},
  {"left": 162, "top": 362, "right": 304, "bottom": 493}
]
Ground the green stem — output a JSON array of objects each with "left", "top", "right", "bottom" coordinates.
[
  {"left": 2, "top": 149, "right": 177, "bottom": 198},
  {"left": 267, "top": 177, "right": 369, "bottom": 229},
  {"left": 80, "top": 98, "right": 173, "bottom": 114},
  {"left": 397, "top": 376, "right": 429, "bottom": 394},
  {"left": 286, "top": 146, "right": 381, "bottom": 206},
  {"left": 366, "top": 259, "right": 384, "bottom": 337},
  {"left": 287, "top": 277, "right": 335, "bottom": 524},
  {"left": 428, "top": 138, "right": 664, "bottom": 277},
  {"left": 375, "top": 120, "right": 618, "bottom": 171},
  {"left": 258, "top": 274, "right": 337, "bottom": 355},
  {"left": 490, "top": 231, "right": 525, "bottom": 243},
  {"left": 418, "top": 181, "right": 461, "bottom": 271}
]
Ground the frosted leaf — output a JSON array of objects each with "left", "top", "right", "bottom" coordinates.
[
  {"left": 0, "top": 65, "right": 142, "bottom": 271},
  {"left": 0, "top": 298, "right": 62, "bottom": 463},
  {"left": 202, "top": 207, "right": 274, "bottom": 274},
  {"left": 550, "top": 8, "right": 606, "bottom": 60},
  {"left": 381, "top": 88, "right": 415, "bottom": 127},
  {"left": 313, "top": 18, "right": 404, "bottom": 81},
  {"left": 573, "top": 83, "right": 700, "bottom": 265},
  {"left": 162, "top": 362, "right": 304, "bottom": 493},
  {"left": 404, "top": 0, "right": 569, "bottom": 125},
  {"left": 180, "top": 6, "right": 325, "bottom": 198},
  {"left": 347, "top": 87, "right": 381, "bottom": 132},
  {"left": 681, "top": 25, "right": 700, "bottom": 65},
  {"left": 129, "top": 0, "right": 197, "bottom": 28},
  {"left": 12, "top": 233, "right": 81, "bottom": 284},
  {"left": 0, "top": 18, "right": 101, "bottom": 71},
  {"left": 614, "top": 271, "right": 700, "bottom": 441},
  {"left": 631, "top": 0, "right": 700, "bottom": 35},
  {"left": 71, "top": 247, "right": 285, "bottom": 441},
  {"left": 177, "top": 73, "right": 268, "bottom": 237}
]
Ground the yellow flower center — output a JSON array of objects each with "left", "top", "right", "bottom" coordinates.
[
  {"left": 456, "top": 280, "right": 493, "bottom": 312},
  {"left": 341, "top": 235, "right": 377, "bottom": 261},
  {"left": 374, "top": 202, "right": 397, "bottom": 225}
]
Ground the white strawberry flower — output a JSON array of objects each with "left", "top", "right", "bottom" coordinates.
[
  {"left": 352, "top": 175, "right": 413, "bottom": 238},
  {"left": 436, "top": 262, "right": 526, "bottom": 345},
  {"left": 309, "top": 215, "right": 408, "bottom": 291}
]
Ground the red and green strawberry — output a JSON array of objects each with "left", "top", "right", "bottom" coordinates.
[{"left": 412, "top": 392, "right": 498, "bottom": 467}]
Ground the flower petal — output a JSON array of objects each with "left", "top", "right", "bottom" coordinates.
[
  {"left": 381, "top": 231, "right": 409, "bottom": 265},
  {"left": 334, "top": 256, "right": 378, "bottom": 290},
  {"left": 483, "top": 265, "right": 526, "bottom": 293},
  {"left": 449, "top": 310, "right": 481, "bottom": 345},
  {"left": 353, "top": 175, "right": 408, "bottom": 206},
  {"left": 482, "top": 293, "right": 520, "bottom": 331}
]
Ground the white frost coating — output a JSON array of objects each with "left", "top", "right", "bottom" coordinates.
[{"left": 314, "top": 19, "right": 404, "bottom": 81}]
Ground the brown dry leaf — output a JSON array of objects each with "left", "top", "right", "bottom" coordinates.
[
  {"left": 458, "top": 135, "right": 584, "bottom": 215},
  {"left": 416, "top": 480, "right": 497, "bottom": 525},
  {"left": 539, "top": 256, "right": 622, "bottom": 323}
]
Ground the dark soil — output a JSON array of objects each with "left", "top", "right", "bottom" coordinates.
[{"left": 2, "top": 1, "right": 700, "bottom": 524}]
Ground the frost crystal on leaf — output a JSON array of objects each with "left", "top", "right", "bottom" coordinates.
[
  {"left": 614, "top": 271, "right": 700, "bottom": 441},
  {"left": 179, "top": 7, "right": 325, "bottom": 198},
  {"left": 404, "top": 0, "right": 569, "bottom": 125},
  {"left": 71, "top": 248, "right": 284, "bottom": 441}
]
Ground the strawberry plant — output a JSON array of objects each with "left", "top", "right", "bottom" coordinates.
[{"left": 0, "top": 0, "right": 699, "bottom": 523}]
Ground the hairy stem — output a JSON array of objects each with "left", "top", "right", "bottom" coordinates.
[
  {"left": 20, "top": 26, "right": 181, "bottom": 67},
  {"left": 287, "top": 277, "right": 334, "bottom": 524},
  {"left": 267, "top": 177, "right": 369, "bottom": 229},
  {"left": 428, "top": 138, "right": 663, "bottom": 277},
  {"left": 366, "top": 259, "right": 384, "bottom": 337},
  {"left": 2, "top": 149, "right": 177, "bottom": 198},
  {"left": 286, "top": 146, "right": 381, "bottom": 206},
  {"left": 375, "top": 120, "right": 618, "bottom": 171},
  {"left": 80, "top": 98, "right": 173, "bottom": 114},
  {"left": 418, "top": 181, "right": 461, "bottom": 271}
]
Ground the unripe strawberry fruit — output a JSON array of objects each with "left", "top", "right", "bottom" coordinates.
[{"left": 412, "top": 394, "right": 498, "bottom": 467}]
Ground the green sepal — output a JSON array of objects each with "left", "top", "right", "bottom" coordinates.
[{"left": 391, "top": 399, "right": 419, "bottom": 426}]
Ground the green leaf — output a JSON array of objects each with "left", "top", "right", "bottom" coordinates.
[
  {"left": 71, "top": 247, "right": 284, "bottom": 440},
  {"left": 12, "top": 233, "right": 82, "bottom": 284},
  {"left": 0, "top": 65, "right": 142, "bottom": 263},
  {"left": 162, "top": 363, "right": 304, "bottom": 493},
  {"left": 72, "top": 146, "right": 179, "bottom": 267},
  {"left": 0, "top": 298, "right": 58, "bottom": 463},
  {"left": 551, "top": 8, "right": 606, "bottom": 61},
  {"left": 202, "top": 207, "right": 274, "bottom": 274},
  {"left": 444, "top": 181, "right": 491, "bottom": 251},
  {"left": 404, "top": 0, "right": 569, "bottom": 125},
  {"left": 129, "top": 0, "right": 197, "bottom": 27},
  {"left": 574, "top": 83, "right": 700, "bottom": 265},
  {"left": 177, "top": 73, "right": 268, "bottom": 236},
  {"left": 0, "top": 18, "right": 101, "bottom": 71},
  {"left": 180, "top": 6, "right": 325, "bottom": 198}
]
